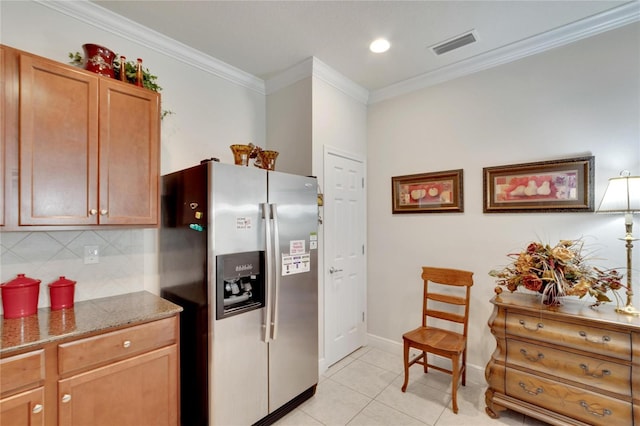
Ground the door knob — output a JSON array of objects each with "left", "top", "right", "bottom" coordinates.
[{"left": 329, "top": 267, "right": 343, "bottom": 274}]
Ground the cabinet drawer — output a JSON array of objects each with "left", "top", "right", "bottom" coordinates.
[
  {"left": 58, "top": 316, "right": 176, "bottom": 375},
  {"left": 0, "top": 349, "right": 45, "bottom": 397},
  {"left": 506, "top": 369, "right": 632, "bottom": 426},
  {"left": 506, "top": 312, "right": 630, "bottom": 360},
  {"left": 506, "top": 339, "right": 631, "bottom": 396}
]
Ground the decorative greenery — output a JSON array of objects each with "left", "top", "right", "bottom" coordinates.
[
  {"left": 489, "top": 239, "right": 624, "bottom": 307},
  {"left": 69, "top": 51, "right": 173, "bottom": 118},
  {"left": 69, "top": 51, "right": 161, "bottom": 92}
]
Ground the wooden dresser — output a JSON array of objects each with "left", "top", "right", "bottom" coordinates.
[{"left": 485, "top": 292, "right": 640, "bottom": 426}]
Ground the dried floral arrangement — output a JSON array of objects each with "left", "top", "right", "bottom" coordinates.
[{"left": 489, "top": 239, "right": 625, "bottom": 307}]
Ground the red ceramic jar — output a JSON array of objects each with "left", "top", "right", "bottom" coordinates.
[
  {"left": 1, "top": 274, "right": 41, "bottom": 318},
  {"left": 48, "top": 276, "right": 76, "bottom": 310}
]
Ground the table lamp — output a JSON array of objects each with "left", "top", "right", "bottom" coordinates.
[{"left": 597, "top": 170, "right": 640, "bottom": 316}]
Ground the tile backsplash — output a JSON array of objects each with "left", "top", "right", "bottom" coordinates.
[{"left": 0, "top": 229, "right": 145, "bottom": 314}]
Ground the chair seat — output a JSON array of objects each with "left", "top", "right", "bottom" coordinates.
[{"left": 403, "top": 326, "right": 466, "bottom": 354}]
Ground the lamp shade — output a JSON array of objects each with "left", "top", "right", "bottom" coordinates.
[{"left": 597, "top": 174, "right": 640, "bottom": 213}]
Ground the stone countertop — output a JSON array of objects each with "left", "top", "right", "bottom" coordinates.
[{"left": 0, "top": 291, "right": 183, "bottom": 356}]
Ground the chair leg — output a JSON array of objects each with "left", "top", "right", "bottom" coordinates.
[
  {"left": 462, "top": 348, "right": 467, "bottom": 386},
  {"left": 401, "top": 340, "right": 410, "bottom": 392},
  {"left": 423, "top": 351, "right": 428, "bottom": 373},
  {"left": 451, "top": 354, "right": 460, "bottom": 414}
]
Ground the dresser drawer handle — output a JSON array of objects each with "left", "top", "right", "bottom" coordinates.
[
  {"left": 579, "top": 363, "right": 611, "bottom": 378},
  {"left": 32, "top": 404, "right": 43, "bottom": 414},
  {"left": 61, "top": 394, "right": 71, "bottom": 403},
  {"left": 518, "top": 319, "right": 543, "bottom": 331},
  {"left": 519, "top": 348, "right": 544, "bottom": 362},
  {"left": 123, "top": 340, "right": 132, "bottom": 348},
  {"left": 518, "top": 382, "right": 543, "bottom": 396},
  {"left": 579, "top": 400, "right": 612, "bottom": 417},
  {"left": 578, "top": 331, "right": 611, "bottom": 343}
]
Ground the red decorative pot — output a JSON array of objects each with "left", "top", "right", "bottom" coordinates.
[{"left": 83, "top": 43, "right": 116, "bottom": 78}]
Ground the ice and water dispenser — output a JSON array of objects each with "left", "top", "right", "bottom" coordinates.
[{"left": 215, "top": 251, "right": 265, "bottom": 320}]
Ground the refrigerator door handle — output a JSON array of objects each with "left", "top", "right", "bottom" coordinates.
[
  {"left": 271, "top": 203, "right": 281, "bottom": 340},
  {"left": 262, "top": 202, "right": 273, "bottom": 343}
]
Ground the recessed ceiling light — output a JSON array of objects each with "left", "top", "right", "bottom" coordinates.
[{"left": 369, "top": 38, "right": 390, "bottom": 53}]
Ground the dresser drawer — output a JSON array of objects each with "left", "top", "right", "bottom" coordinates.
[
  {"left": 506, "top": 369, "right": 632, "bottom": 426},
  {"left": 58, "top": 316, "right": 177, "bottom": 375},
  {"left": 506, "top": 312, "right": 631, "bottom": 360},
  {"left": 0, "top": 349, "right": 45, "bottom": 397},
  {"left": 506, "top": 339, "right": 631, "bottom": 396}
]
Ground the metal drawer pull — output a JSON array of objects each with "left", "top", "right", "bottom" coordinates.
[
  {"left": 61, "top": 394, "right": 71, "bottom": 403},
  {"left": 123, "top": 340, "right": 131, "bottom": 348},
  {"left": 89, "top": 209, "right": 98, "bottom": 216},
  {"left": 578, "top": 330, "right": 611, "bottom": 343},
  {"left": 32, "top": 404, "right": 43, "bottom": 414},
  {"left": 100, "top": 209, "right": 108, "bottom": 216},
  {"left": 518, "top": 382, "right": 543, "bottom": 396},
  {"left": 579, "top": 363, "right": 611, "bottom": 378},
  {"left": 519, "top": 348, "right": 544, "bottom": 362},
  {"left": 579, "top": 401, "right": 612, "bottom": 417},
  {"left": 518, "top": 319, "right": 543, "bottom": 332}
]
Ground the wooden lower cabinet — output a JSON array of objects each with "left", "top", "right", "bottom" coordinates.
[
  {"left": 0, "top": 349, "right": 46, "bottom": 425},
  {"left": 0, "top": 315, "right": 179, "bottom": 426},
  {"left": 485, "top": 293, "right": 640, "bottom": 426},
  {"left": 58, "top": 345, "right": 177, "bottom": 426},
  {"left": 0, "top": 387, "right": 45, "bottom": 426}
]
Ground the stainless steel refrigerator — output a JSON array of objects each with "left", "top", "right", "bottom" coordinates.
[{"left": 159, "top": 160, "right": 319, "bottom": 425}]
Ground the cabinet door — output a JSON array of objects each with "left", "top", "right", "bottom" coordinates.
[
  {"left": 98, "top": 79, "right": 159, "bottom": 225},
  {"left": 58, "top": 345, "right": 177, "bottom": 426},
  {"left": 19, "top": 53, "right": 99, "bottom": 225},
  {"left": 0, "top": 387, "right": 45, "bottom": 426},
  {"left": 1, "top": 46, "right": 6, "bottom": 227}
]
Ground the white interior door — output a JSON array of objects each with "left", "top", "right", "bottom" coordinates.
[{"left": 324, "top": 149, "right": 366, "bottom": 367}]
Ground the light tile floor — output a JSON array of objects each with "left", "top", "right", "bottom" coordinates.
[{"left": 274, "top": 346, "right": 549, "bottom": 426}]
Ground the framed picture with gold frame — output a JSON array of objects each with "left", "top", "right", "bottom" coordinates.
[
  {"left": 391, "top": 169, "right": 463, "bottom": 214},
  {"left": 483, "top": 156, "right": 594, "bottom": 213}
]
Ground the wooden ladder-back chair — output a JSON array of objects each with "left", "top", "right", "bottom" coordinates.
[{"left": 401, "top": 266, "right": 474, "bottom": 414}]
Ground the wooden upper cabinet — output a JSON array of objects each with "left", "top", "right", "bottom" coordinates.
[
  {"left": 1, "top": 46, "right": 6, "bottom": 227},
  {"left": 15, "top": 48, "right": 160, "bottom": 228},
  {"left": 19, "top": 53, "right": 99, "bottom": 226},
  {"left": 99, "top": 79, "right": 159, "bottom": 225}
]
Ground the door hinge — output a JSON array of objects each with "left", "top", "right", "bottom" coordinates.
[
  {"left": 362, "top": 244, "right": 365, "bottom": 255},
  {"left": 362, "top": 312, "right": 365, "bottom": 322},
  {"left": 362, "top": 177, "right": 365, "bottom": 188}
]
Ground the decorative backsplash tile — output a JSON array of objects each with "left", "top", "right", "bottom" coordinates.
[{"left": 0, "top": 230, "right": 145, "bottom": 314}]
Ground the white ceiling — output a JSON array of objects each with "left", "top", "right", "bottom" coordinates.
[{"left": 92, "top": 1, "right": 636, "bottom": 93}]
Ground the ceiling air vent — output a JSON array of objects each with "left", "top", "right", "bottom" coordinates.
[{"left": 431, "top": 30, "right": 478, "bottom": 56}]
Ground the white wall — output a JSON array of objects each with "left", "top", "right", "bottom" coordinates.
[
  {"left": 312, "top": 76, "right": 368, "bottom": 370},
  {"left": 266, "top": 77, "right": 312, "bottom": 176},
  {"left": 366, "top": 22, "right": 640, "bottom": 374},
  {"left": 0, "top": 1, "right": 265, "bottom": 302}
]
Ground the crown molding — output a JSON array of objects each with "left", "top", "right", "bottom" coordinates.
[
  {"left": 36, "top": 0, "right": 639, "bottom": 104},
  {"left": 368, "top": 1, "right": 640, "bottom": 104},
  {"left": 265, "top": 57, "right": 369, "bottom": 104},
  {"left": 36, "top": 0, "right": 266, "bottom": 94}
]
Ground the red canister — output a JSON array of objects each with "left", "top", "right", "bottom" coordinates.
[
  {"left": 48, "top": 276, "right": 76, "bottom": 310},
  {"left": 1, "top": 274, "right": 41, "bottom": 318}
]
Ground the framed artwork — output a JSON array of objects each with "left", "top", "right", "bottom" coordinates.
[
  {"left": 483, "top": 156, "right": 594, "bottom": 213},
  {"left": 391, "top": 169, "right": 463, "bottom": 214}
]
